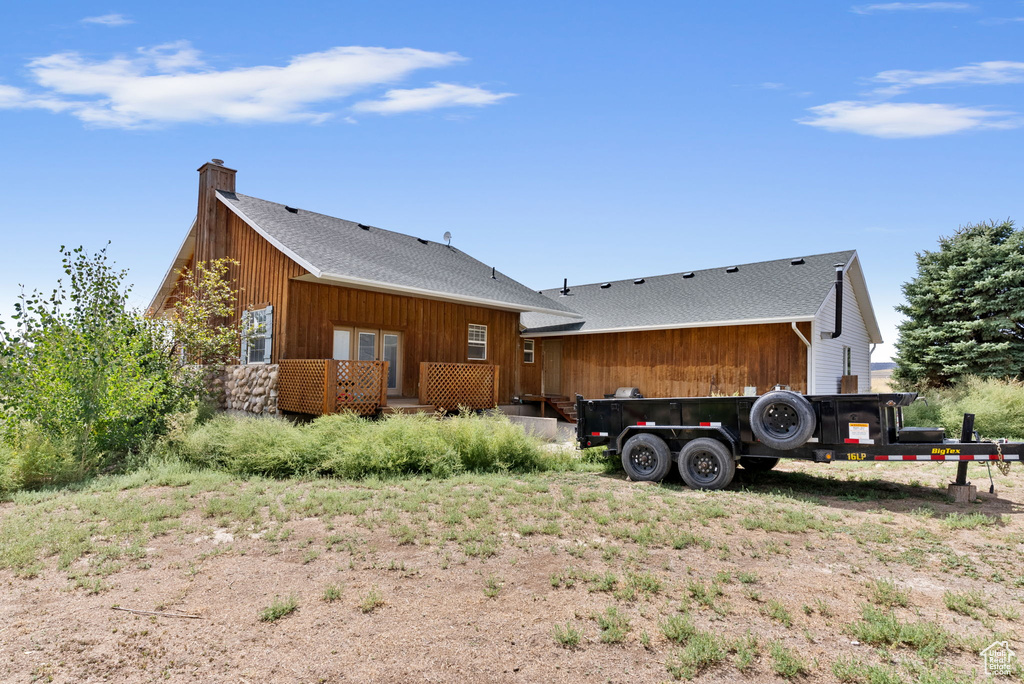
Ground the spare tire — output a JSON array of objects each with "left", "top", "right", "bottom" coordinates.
[{"left": 749, "top": 390, "right": 816, "bottom": 450}]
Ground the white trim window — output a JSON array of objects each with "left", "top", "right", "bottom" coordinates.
[
  {"left": 241, "top": 305, "right": 273, "bottom": 364},
  {"left": 523, "top": 339, "right": 535, "bottom": 364},
  {"left": 843, "top": 345, "right": 852, "bottom": 376},
  {"left": 468, "top": 324, "right": 487, "bottom": 361}
]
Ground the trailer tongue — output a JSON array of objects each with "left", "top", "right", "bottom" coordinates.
[{"left": 575, "top": 390, "right": 1017, "bottom": 491}]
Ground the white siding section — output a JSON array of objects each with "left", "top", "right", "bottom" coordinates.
[{"left": 811, "top": 269, "right": 872, "bottom": 393}]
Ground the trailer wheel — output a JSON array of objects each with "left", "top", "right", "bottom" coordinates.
[
  {"left": 749, "top": 391, "right": 816, "bottom": 450},
  {"left": 621, "top": 433, "right": 673, "bottom": 482},
  {"left": 678, "top": 438, "right": 736, "bottom": 490},
  {"left": 739, "top": 456, "right": 780, "bottom": 472}
]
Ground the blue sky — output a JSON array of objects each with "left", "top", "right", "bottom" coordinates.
[{"left": 3, "top": 1, "right": 1024, "bottom": 361}]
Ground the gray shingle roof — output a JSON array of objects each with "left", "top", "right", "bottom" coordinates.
[
  {"left": 218, "top": 191, "right": 578, "bottom": 316},
  {"left": 521, "top": 250, "right": 856, "bottom": 334}
]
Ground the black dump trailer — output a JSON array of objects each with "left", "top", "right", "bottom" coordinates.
[{"left": 575, "top": 390, "right": 1020, "bottom": 490}]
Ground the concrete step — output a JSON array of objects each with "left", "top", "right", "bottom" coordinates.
[{"left": 380, "top": 404, "right": 435, "bottom": 415}]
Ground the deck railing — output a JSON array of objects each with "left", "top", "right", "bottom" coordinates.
[
  {"left": 278, "top": 359, "right": 388, "bottom": 416},
  {"left": 418, "top": 362, "right": 499, "bottom": 411}
]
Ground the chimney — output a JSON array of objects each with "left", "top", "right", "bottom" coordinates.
[
  {"left": 822, "top": 263, "right": 844, "bottom": 339},
  {"left": 196, "top": 159, "right": 237, "bottom": 264}
]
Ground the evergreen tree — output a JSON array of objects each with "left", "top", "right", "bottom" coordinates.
[{"left": 893, "top": 220, "right": 1024, "bottom": 388}]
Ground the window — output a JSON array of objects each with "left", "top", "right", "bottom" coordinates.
[
  {"left": 843, "top": 346, "right": 852, "bottom": 376},
  {"left": 241, "top": 305, "right": 273, "bottom": 364},
  {"left": 523, "top": 339, "right": 535, "bottom": 364},
  {"left": 358, "top": 331, "right": 377, "bottom": 361},
  {"left": 468, "top": 324, "right": 487, "bottom": 360}
]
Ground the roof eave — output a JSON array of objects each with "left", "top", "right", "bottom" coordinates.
[
  {"left": 522, "top": 315, "right": 817, "bottom": 337},
  {"left": 301, "top": 272, "right": 582, "bottom": 317},
  {"left": 217, "top": 192, "right": 324, "bottom": 278},
  {"left": 146, "top": 218, "right": 197, "bottom": 316}
]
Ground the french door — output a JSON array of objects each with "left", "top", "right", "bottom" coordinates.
[{"left": 333, "top": 327, "right": 402, "bottom": 395}]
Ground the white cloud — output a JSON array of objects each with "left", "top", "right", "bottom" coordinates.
[
  {"left": 353, "top": 82, "right": 514, "bottom": 114},
  {"left": 0, "top": 84, "right": 71, "bottom": 112},
  {"left": 81, "top": 13, "right": 133, "bottom": 26},
  {"left": 799, "top": 101, "right": 1017, "bottom": 137},
  {"left": 851, "top": 2, "right": 973, "bottom": 14},
  {"left": 872, "top": 60, "right": 1024, "bottom": 94},
  {"left": 980, "top": 17, "right": 1024, "bottom": 25},
  {"left": 0, "top": 42, "right": 513, "bottom": 127}
]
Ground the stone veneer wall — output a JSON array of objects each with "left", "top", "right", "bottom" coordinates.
[{"left": 217, "top": 364, "right": 279, "bottom": 415}]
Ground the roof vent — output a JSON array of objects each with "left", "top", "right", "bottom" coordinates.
[
  {"left": 790, "top": 258, "right": 805, "bottom": 265},
  {"left": 285, "top": 206, "right": 298, "bottom": 214},
  {"left": 560, "top": 278, "right": 571, "bottom": 296},
  {"left": 357, "top": 223, "right": 370, "bottom": 231},
  {"left": 417, "top": 238, "right": 428, "bottom": 245},
  {"left": 633, "top": 278, "right": 645, "bottom": 285},
  {"left": 725, "top": 266, "right": 738, "bottom": 273},
  {"left": 600, "top": 282, "right": 611, "bottom": 289},
  {"left": 682, "top": 272, "right": 695, "bottom": 279},
  {"left": 211, "top": 158, "right": 225, "bottom": 166}
]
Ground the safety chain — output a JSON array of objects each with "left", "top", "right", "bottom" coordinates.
[{"left": 995, "top": 441, "right": 1012, "bottom": 476}]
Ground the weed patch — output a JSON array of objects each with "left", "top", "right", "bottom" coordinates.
[{"left": 259, "top": 595, "right": 298, "bottom": 622}]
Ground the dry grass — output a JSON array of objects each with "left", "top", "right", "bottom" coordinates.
[{"left": 0, "top": 457, "right": 1022, "bottom": 682}]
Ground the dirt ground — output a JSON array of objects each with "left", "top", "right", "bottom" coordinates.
[{"left": 1, "top": 458, "right": 1022, "bottom": 683}]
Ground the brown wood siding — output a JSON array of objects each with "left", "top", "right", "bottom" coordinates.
[
  {"left": 164, "top": 211, "right": 307, "bottom": 362},
  {"left": 518, "top": 337, "right": 541, "bottom": 397},
  {"left": 223, "top": 213, "right": 307, "bottom": 362},
  {"left": 521, "top": 322, "right": 810, "bottom": 399},
  {"left": 286, "top": 279, "right": 520, "bottom": 403}
]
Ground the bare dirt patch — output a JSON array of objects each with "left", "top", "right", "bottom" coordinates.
[{"left": 1, "top": 459, "right": 1021, "bottom": 683}]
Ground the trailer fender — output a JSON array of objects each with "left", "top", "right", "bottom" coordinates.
[{"left": 616, "top": 426, "right": 739, "bottom": 457}]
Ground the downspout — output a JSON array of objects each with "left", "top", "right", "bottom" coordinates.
[
  {"left": 791, "top": 321, "right": 811, "bottom": 348},
  {"left": 792, "top": 321, "right": 811, "bottom": 394}
]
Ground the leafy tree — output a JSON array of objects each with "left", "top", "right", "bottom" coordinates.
[
  {"left": 0, "top": 246, "right": 187, "bottom": 476},
  {"left": 893, "top": 220, "right": 1024, "bottom": 388},
  {"left": 165, "top": 257, "right": 240, "bottom": 367}
]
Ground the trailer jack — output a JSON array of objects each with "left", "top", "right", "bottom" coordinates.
[{"left": 948, "top": 413, "right": 978, "bottom": 503}]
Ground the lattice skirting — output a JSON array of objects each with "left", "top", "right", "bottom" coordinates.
[
  {"left": 419, "top": 362, "right": 498, "bottom": 411},
  {"left": 278, "top": 359, "right": 388, "bottom": 416}
]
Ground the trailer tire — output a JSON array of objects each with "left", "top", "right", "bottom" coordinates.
[
  {"left": 678, "top": 438, "right": 736, "bottom": 490},
  {"left": 749, "top": 391, "right": 816, "bottom": 450},
  {"left": 621, "top": 433, "right": 673, "bottom": 482},
  {"left": 739, "top": 456, "right": 780, "bottom": 472}
]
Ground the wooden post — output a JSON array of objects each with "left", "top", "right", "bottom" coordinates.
[
  {"left": 840, "top": 375, "right": 858, "bottom": 394},
  {"left": 322, "top": 360, "right": 335, "bottom": 416},
  {"left": 492, "top": 365, "right": 500, "bottom": 407},
  {"left": 418, "top": 362, "right": 430, "bottom": 405},
  {"left": 380, "top": 361, "right": 389, "bottom": 407}
]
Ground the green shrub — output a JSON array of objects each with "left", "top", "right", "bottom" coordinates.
[
  {"left": 0, "top": 442, "right": 18, "bottom": 499},
  {"left": 904, "top": 376, "right": 1024, "bottom": 440},
  {"left": 173, "top": 410, "right": 557, "bottom": 480},
  {"left": 177, "top": 413, "right": 315, "bottom": 477},
  {"left": 0, "top": 427, "right": 82, "bottom": 496}
]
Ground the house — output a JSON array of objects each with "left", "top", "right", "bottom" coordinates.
[
  {"left": 149, "top": 161, "right": 579, "bottom": 415},
  {"left": 149, "top": 161, "right": 881, "bottom": 418},
  {"left": 521, "top": 252, "right": 882, "bottom": 411}
]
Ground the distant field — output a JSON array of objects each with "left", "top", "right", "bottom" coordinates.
[
  {"left": 1, "top": 458, "right": 1021, "bottom": 683},
  {"left": 871, "top": 366, "right": 895, "bottom": 393}
]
